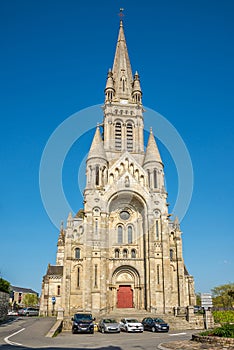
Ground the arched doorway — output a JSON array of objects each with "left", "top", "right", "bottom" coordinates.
[
  {"left": 117, "top": 285, "right": 133, "bottom": 308},
  {"left": 111, "top": 265, "right": 143, "bottom": 310}
]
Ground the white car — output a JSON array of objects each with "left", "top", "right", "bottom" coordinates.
[{"left": 120, "top": 318, "right": 143, "bottom": 332}]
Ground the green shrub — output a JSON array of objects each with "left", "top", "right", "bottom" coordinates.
[
  {"left": 200, "top": 324, "right": 234, "bottom": 338},
  {"left": 212, "top": 324, "right": 234, "bottom": 338},
  {"left": 213, "top": 310, "right": 234, "bottom": 324}
]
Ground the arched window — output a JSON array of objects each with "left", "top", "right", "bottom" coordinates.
[
  {"left": 123, "top": 249, "right": 128, "bottom": 258},
  {"left": 95, "top": 219, "right": 98, "bottom": 235},
  {"left": 115, "top": 122, "right": 122, "bottom": 150},
  {"left": 95, "top": 165, "right": 99, "bottom": 186},
  {"left": 117, "top": 225, "right": 123, "bottom": 244},
  {"left": 128, "top": 226, "right": 133, "bottom": 244},
  {"left": 170, "top": 249, "right": 174, "bottom": 261},
  {"left": 57, "top": 285, "right": 60, "bottom": 295},
  {"left": 126, "top": 123, "right": 133, "bottom": 151},
  {"left": 77, "top": 267, "right": 80, "bottom": 287},
  {"left": 75, "top": 248, "right": 81, "bottom": 259},
  {"left": 156, "top": 220, "right": 159, "bottom": 240},
  {"left": 115, "top": 249, "right": 120, "bottom": 258},
  {"left": 131, "top": 249, "right": 136, "bottom": 258},
  {"left": 153, "top": 169, "right": 157, "bottom": 188},
  {"left": 147, "top": 170, "right": 151, "bottom": 187}
]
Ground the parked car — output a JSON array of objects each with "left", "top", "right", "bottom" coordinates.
[
  {"left": 18, "top": 307, "right": 39, "bottom": 316},
  {"left": 142, "top": 317, "right": 169, "bottom": 332},
  {"left": 72, "top": 313, "right": 95, "bottom": 334},
  {"left": 98, "top": 318, "right": 120, "bottom": 333},
  {"left": 120, "top": 318, "right": 143, "bottom": 332},
  {"left": 7, "top": 310, "right": 18, "bottom": 316}
]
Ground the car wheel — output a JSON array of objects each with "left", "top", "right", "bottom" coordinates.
[
  {"left": 90, "top": 330, "right": 94, "bottom": 334},
  {"left": 101, "top": 328, "right": 105, "bottom": 334},
  {"left": 152, "top": 326, "right": 156, "bottom": 332},
  {"left": 72, "top": 329, "right": 76, "bottom": 334}
]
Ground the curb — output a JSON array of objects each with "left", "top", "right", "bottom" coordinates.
[
  {"left": 158, "top": 344, "right": 172, "bottom": 350},
  {"left": 45, "top": 320, "right": 63, "bottom": 337}
]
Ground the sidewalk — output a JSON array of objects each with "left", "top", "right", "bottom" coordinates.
[{"left": 159, "top": 340, "right": 234, "bottom": 350}]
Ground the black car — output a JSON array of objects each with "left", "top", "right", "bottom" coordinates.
[
  {"left": 72, "top": 313, "right": 95, "bottom": 334},
  {"left": 142, "top": 317, "right": 169, "bottom": 332}
]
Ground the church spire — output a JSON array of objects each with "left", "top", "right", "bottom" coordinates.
[
  {"left": 87, "top": 126, "right": 106, "bottom": 161},
  {"left": 143, "top": 128, "right": 163, "bottom": 166},
  {"left": 112, "top": 19, "right": 133, "bottom": 100}
]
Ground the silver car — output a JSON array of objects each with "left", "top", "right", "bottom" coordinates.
[
  {"left": 18, "top": 307, "right": 39, "bottom": 316},
  {"left": 98, "top": 318, "right": 120, "bottom": 333}
]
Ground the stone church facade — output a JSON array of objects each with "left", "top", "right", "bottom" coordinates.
[{"left": 40, "top": 20, "right": 196, "bottom": 317}]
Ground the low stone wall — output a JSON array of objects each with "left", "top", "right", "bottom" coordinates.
[
  {"left": 0, "top": 291, "right": 9, "bottom": 322},
  {"left": 192, "top": 334, "right": 234, "bottom": 347}
]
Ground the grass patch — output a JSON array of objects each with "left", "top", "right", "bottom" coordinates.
[{"left": 213, "top": 310, "right": 234, "bottom": 324}]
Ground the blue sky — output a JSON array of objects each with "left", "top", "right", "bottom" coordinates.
[{"left": 0, "top": 0, "right": 233, "bottom": 295}]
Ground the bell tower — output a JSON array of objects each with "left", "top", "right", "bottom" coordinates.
[{"left": 103, "top": 20, "right": 144, "bottom": 166}]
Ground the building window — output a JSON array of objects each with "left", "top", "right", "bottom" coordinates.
[
  {"left": 131, "top": 249, "right": 136, "bottom": 258},
  {"left": 94, "top": 264, "right": 98, "bottom": 288},
  {"left": 115, "top": 249, "right": 120, "bottom": 258},
  {"left": 95, "top": 165, "right": 99, "bottom": 186},
  {"left": 115, "top": 122, "right": 122, "bottom": 150},
  {"left": 77, "top": 267, "right": 80, "bottom": 287},
  {"left": 156, "top": 220, "right": 159, "bottom": 240},
  {"left": 95, "top": 219, "right": 98, "bottom": 235},
  {"left": 153, "top": 169, "right": 157, "bottom": 188},
  {"left": 126, "top": 123, "right": 133, "bottom": 151},
  {"left": 57, "top": 285, "right": 60, "bottom": 296},
  {"left": 147, "top": 170, "right": 151, "bottom": 187},
  {"left": 123, "top": 249, "right": 128, "bottom": 258},
  {"left": 128, "top": 226, "right": 133, "bottom": 244},
  {"left": 75, "top": 248, "right": 81, "bottom": 259},
  {"left": 170, "top": 249, "right": 174, "bottom": 261},
  {"left": 157, "top": 265, "right": 160, "bottom": 284},
  {"left": 117, "top": 225, "right": 123, "bottom": 244}
]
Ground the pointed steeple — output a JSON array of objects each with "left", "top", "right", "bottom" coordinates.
[
  {"left": 87, "top": 126, "right": 106, "bottom": 160},
  {"left": 112, "top": 20, "right": 133, "bottom": 100},
  {"left": 143, "top": 128, "right": 163, "bottom": 166}
]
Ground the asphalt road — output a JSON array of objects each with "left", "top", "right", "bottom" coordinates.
[{"left": 0, "top": 317, "right": 196, "bottom": 350}]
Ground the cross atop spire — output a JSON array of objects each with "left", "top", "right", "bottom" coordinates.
[{"left": 118, "top": 7, "right": 124, "bottom": 20}]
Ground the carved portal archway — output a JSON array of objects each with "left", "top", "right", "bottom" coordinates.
[{"left": 110, "top": 265, "right": 143, "bottom": 309}]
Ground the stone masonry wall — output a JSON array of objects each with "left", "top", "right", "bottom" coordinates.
[{"left": 0, "top": 291, "right": 9, "bottom": 321}]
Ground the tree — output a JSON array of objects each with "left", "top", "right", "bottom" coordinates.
[
  {"left": 0, "top": 277, "right": 10, "bottom": 293},
  {"left": 196, "top": 293, "right": 201, "bottom": 306},
  {"left": 212, "top": 282, "right": 234, "bottom": 308},
  {"left": 23, "top": 293, "right": 39, "bottom": 307}
]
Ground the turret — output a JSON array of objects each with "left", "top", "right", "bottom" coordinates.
[
  {"left": 86, "top": 126, "right": 108, "bottom": 189},
  {"left": 143, "top": 128, "right": 164, "bottom": 191},
  {"left": 132, "top": 71, "right": 142, "bottom": 104},
  {"left": 104, "top": 69, "right": 115, "bottom": 102}
]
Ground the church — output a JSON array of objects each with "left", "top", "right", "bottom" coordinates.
[{"left": 40, "top": 19, "right": 196, "bottom": 318}]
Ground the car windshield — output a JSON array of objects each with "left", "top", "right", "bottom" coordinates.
[
  {"left": 74, "top": 314, "right": 92, "bottom": 321},
  {"left": 127, "top": 319, "right": 138, "bottom": 323},
  {"left": 103, "top": 319, "right": 117, "bottom": 323},
  {"left": 153, "top": 318, "right": 165, "bottom": 323}
]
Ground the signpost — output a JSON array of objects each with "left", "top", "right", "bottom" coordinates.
[
  {"left": 201, "top": 293, "right": 213, "bottom": 329},
  {"left": 52, "top": 296, "right": 56, "bottom": 316}
]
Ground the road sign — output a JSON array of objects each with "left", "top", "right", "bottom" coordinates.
[
  {"left": 201, "top": 293, "right": 213, "bottom": 309},
  {"left": 52, "top": 296, "right": 56, "bottom": 303}
]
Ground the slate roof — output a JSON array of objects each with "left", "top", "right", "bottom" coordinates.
[{"left": 10, "top": 285, "right": 38, "bottom": 294}]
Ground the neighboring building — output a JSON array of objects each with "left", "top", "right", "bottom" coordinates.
[
  {"left": 40, "top": 19, "right": 196, "bottom": 317},
  {"left": 10, "top": 286, "right": 38, "bottom": 307}
]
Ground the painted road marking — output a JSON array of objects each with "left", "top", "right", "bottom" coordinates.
[
  {"left": 169, "top": 332, "right": 187, "bottom": 336},
  {"left": 4, "top": 327, "right": 25, "bottom": 346}
]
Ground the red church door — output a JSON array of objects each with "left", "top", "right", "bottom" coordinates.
[{"left": 117, "top": 285, "right": 133, "bottom": 308}]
